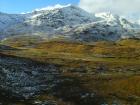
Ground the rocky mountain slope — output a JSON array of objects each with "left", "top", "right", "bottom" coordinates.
[{"left": 0, "top": 5, "right": 140, "bottom": 41}]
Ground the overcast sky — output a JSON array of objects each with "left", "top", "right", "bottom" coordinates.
[{"left": 79, "top": 0, "right": 140, "bottom": 21}]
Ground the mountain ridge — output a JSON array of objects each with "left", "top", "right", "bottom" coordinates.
[{"left": 0, "top": 5, "right": 140, "bottom": 42}]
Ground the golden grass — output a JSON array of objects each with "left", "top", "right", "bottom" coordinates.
[
  {"left": 1, "top": 38, "right": 140, "bottom": 71},
  {"left": 1, "top": 37, "right": 140, "bottom": 105}
]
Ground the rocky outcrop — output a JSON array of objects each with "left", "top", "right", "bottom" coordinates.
[{"left": 0, "top": 54, "right": 61, "bottom": 100}]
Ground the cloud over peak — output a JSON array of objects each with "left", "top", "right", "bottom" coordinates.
[{"left": 79, "top": 0, "right": 140, "bottom": 21}]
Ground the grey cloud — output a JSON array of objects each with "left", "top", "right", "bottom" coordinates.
[{"left": 79, "top": 0, "right": 140, "bottom": 20}]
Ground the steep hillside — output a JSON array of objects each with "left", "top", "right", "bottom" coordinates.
[{"left": 0, "top": 5, "right": 140, "bottom": 41}]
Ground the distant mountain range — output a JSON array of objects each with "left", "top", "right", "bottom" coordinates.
[{"left": 0, "top": 5, "right": 140, "bottom": 42}]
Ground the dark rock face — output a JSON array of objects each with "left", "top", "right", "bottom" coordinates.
[{"left": 0, "top": 54, "right": 60, "bottom": 100}]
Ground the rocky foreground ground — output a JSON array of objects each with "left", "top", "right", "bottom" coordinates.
[
  {"left": 0, "top": 54, "right": 104, "bottom": 105},
  {"left": 0, "top": 54, "right": 60, "bottom": 104}
]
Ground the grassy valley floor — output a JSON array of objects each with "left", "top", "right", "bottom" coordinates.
[{"left": 0, "top": 37, "right": 140, "bottom": 105}]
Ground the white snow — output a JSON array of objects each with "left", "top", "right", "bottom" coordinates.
[
  {"left": 34, "top": 4, "right": 71, "bottom": 11},
  {"left": 0, "top": 5, "right": 140, "bottom": 41}
]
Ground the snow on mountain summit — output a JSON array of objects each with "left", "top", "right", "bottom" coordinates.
[
  {"left": 0, "top": 5, "right": 140, "bottom": 41},
  {"left": 3, "top": 5, "right": 97, "bottom": 37},
  {"left": 27, "top": 4, "right": 96, "bottom": 27},
  {"left": 95, "top": 12, "right": 137, "bottom": 29},
  {"left": 34, "top": 4, "right": 72, "bottom": 11}
]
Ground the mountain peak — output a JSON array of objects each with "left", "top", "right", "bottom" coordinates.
[
  {"left": 95, "top": 12, "right": 120, "bottom": 22},
  {"left": 95, "top": 12, "right": 136, "bottom": 28},
  {"left": 0, "top": 5, "right": 139, "bottom": 41},
  {"left": 33, "top": 4, "right": 72, "bottom": 12},
  {"left": 26, "top": 4, "right": 96, "bottom": 27}
]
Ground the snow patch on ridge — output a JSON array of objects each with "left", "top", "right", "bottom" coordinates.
[{"left": 34, "top": 4, "right": 72, "bottom": 11}]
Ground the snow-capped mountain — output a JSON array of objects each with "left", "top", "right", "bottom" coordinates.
[
  {"left": 95, "top": 12, "right": 137, "bottom": 28},
  {"left": 28, "top": 5, "right": 96, "bottom": 27},
  {"left": 0, "top": 5, "right": 139, "bottom": 41}
]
